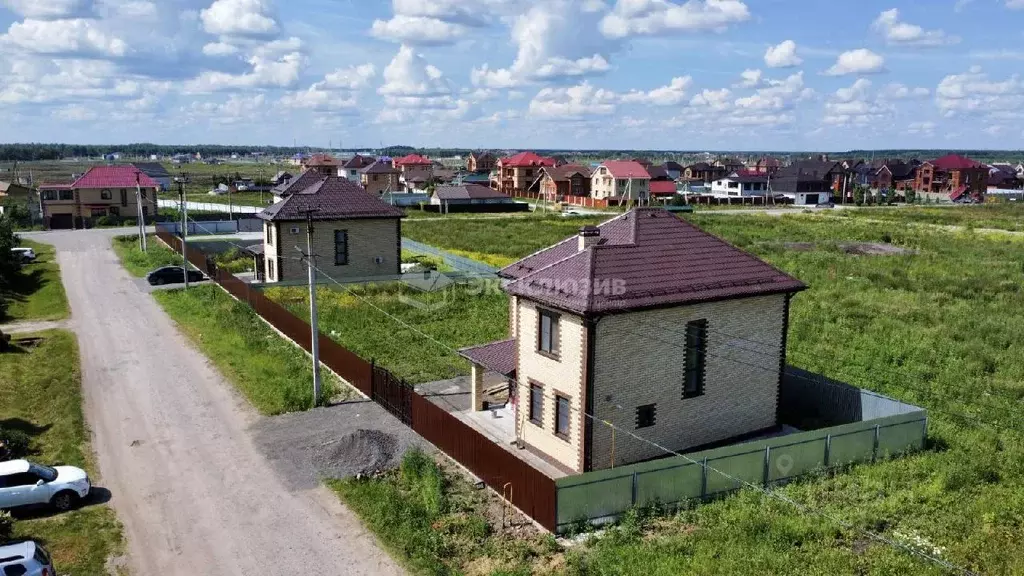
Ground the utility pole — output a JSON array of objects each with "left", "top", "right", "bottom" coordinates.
[
  {"left": 135, "top": 173, "right": 147, "bottom": 252},
  {"left": 301, "top": 209, "right": 323, "bottom": 406},
  {"left": 177, "top": 173, "right": 189, "bottom": 289}
]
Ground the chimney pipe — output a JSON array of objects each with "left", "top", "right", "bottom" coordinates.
[{"left": 578, "top": 225, "right": 600, "bottom": 252}]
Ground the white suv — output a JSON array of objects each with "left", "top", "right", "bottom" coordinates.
[
  {"left": 0, "top": 540, "right": 55, "bottom": 576},
  {"left": 0, "top": 460, "right": 91, "bottom": 512}
]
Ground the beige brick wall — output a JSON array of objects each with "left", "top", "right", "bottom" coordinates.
[
  {"left": 265, "top": 218, "right": 400, "bottom": 283},
  {"left": 45, "top": 187, "right": 157, "bottom": 219},
  {"left": 401, "top": 164, "right": 433, "bottom": 183},
  {"left": 362, "top": 174, "right": 400, "bottom": 195},
  {"left": 514, "top": 299, "right": 587, "bottom": 472},
  {"left": 589, "top": 294, "right": 787, "bottom": 469}
]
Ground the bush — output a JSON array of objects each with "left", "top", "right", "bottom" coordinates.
[
  {"left": 0, "top": 427, "right": 30, "bottom": 460},
  {"left": 0, "top": 511, "right": 12, "bottom": 541}
]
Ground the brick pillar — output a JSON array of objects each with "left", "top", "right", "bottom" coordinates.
[{"left": 471, "top": 363, "right": 485, "bottom": 411}]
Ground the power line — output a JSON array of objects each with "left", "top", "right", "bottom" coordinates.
[{"left": 295, "top": 251, "right": 976, "bottom": 575}]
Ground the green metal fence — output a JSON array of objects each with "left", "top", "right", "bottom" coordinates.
[{"left": 555, "top": 410, "right": 927, "bottom": 530}]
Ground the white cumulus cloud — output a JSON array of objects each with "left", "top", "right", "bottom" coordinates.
[
  {"left": 871, "top": 8, "right": 958, "bottom": 47},
  {"left": 825, "top": 49, "right": 885, "bottom": 76},
  {"left": 200, "top": 0, "right": 278, "bottom": 37},
  {"left": 764, "top": 40, "right": 801, "bottom": 68},
  {"left": 600, "top": 0, "right": 750, "bottom": 38},
  {"left": 1, "top": 18, "right": 128, "bottom": 56},
  {"left": 1, "top": 0, "right": 90, "bottom": 19},
  {"left": 620, "top": 76, "right": 692, "bottom": 105},
  {"left": 528, "top": 82, "right": 618, "bottom": 117}
]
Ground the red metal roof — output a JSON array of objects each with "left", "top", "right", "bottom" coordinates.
[
  {"left": 499, "top": 151, "right": 555, "bottom": 168},
  {"left": 601, "top": 161, "right": 651, "bottom": 179},
  {"left": 649, "top": 181, "right": 677, "bottom": 196},
  {"left": 501, "top": 208, "right": 806, "bottom": 314},
  {"left": 38, "top": 182, "right": 73, "bottom": 190},
  {"left": 394, "top": 154, "right": 432, "bottom": 166},
  {"left": 930, "top": 154, "right": 984, "bottom": 171},
  {"left": 72, "top": 166, "right": 159, "bottom": 189},
  {"left": 949, "top": 185, "right": 968, "bottom": 201}
]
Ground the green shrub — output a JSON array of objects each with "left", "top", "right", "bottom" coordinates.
[
  {"left": 0, "top": 511, "right": 12, "bottom": 541},
  {"left": 0, "top": 427, "right": 31, "bottom": 459}
]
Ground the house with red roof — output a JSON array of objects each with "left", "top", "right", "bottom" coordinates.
[
  {"left": 393, "top": 154, "right": 434, "bottom": 190},
  {"left": 915, "top": 154, "right": 988, "bottom": 201},
  {"left": 41, "top": 166, "right": 159, "bottom": 229},
  {"left": 591, "top": 160, "right": 651, "bottom": 202},
  {"left": 458, "top": 208, "right": 806, "bottom": 473},
  {"left": 495, "top": 152, "right": 556, "bottom": 196}
]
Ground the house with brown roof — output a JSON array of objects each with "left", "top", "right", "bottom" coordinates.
[
  {"left": 360, "top": 160, "right": 402, "bottom": 196},
  {"left": 459, "top": 208, "right": 806, "bottom": 473},
  {"left": 683, "top": 163, "right": 727, "bottom": 183},
  {"left": 915, "top": 154, "right": 988, "bottom": 201},
  {"left": 257, "top": 176, "right": 403, "bottom": 283},
  {"left": 536, "top": 165, "right": 592, "bottom": 202},
  {"left": 394, "top": 154, "right": 434, "bottom": 189},
  {"left": 591, "top": 161, "right": 651, "bottom": 202},
  {"left": 302, "top": 154, "right": 341, "bottom": 176},
  {"left": 467, "top": 151, "right": 496, "bottom": 173},
  {"left": 495, "top": 152, "right": 555, "bottom": 196},
  {"left": 341, "top": 155, "right": 376, "bottom": 182},
  {"left": 40, "top": 166, "right": 159, "bottom": 229}
]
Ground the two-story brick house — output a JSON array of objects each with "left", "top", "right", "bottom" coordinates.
[
  {"left": 915, "top": 154, "right": 988, "bottom": 201},
  {"left": 683, "top": 162, "right": 727, "bottom": 183},
  {"left": 360, "top": 160, "right": 402, "bottom": 196},
  {"left": 303, "top": 154, "right": 341, "bottom": 176},
  {"left": 460, "top": 208, "right": 806, "bottom": 473},
  {"left": 495, "top": 152, "right": 555, "bottom": 195},
  {"left": 40, "top": 166, "right": 159, "bottom": 229},
  {"left": 258, "top": 176, "right": 403, "bottom": 283},
  {"left": 393, "top": 154, "right": 434, "bottom": 190},
  {"left": 591, "top": 161, "right": 651, "bottom": 202},
  {"left": 341, "top": 155, "right": 376, "bottom": 182},
  {"left": 537, "top": 165, "right": 592, "bottom": 202},
  {"left": 467, "top": 151, "right": 496, "bottom": 173}
]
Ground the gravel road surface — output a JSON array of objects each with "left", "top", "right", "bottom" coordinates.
[{"left": 31, "top": 228, "right": 402, "bottom": 576}]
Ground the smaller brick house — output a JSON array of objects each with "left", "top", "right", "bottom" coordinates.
[
  {"left": 341, "top": 155, "right": 376, "bottom": 182},
  {"left": 467, "top": 151, "right": 497, "bottom": 173},
  {"left": 537, "top": 165, "right": 592, "bottom": 201},
  {"left": 360, "top": 160, "right": 402, "bottom": 195},
  {"left": 460, "top": 208, "right": 806, "bottom": 473},
  {"left": 303, "top": 154, "right": 341, "bottom": 176},
  {"left": 683, "top": 163, "right": 727, "bottom": 183},
  {"left": 257, "top": 176, "right": 403, "bottom": 283}
]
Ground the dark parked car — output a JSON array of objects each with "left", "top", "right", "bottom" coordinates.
[{"left": 146, "top": 266, "right": 204, "bottom": 286}]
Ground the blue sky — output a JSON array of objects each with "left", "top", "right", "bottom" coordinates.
[{"left": 2, "top": 0, "right": 1023, "bottom": 150}]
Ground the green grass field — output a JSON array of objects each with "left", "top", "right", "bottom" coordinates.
[
  {"left": 152, "top": 285, "right": 341, "bottom": 414},
  {"left": 0, "top": 330, "right": 124, "bottom": 575},
  {"left": 110, "top": 235, "right": 184, "bottom": 277},
  {"left": 1, "top": 240, "right": 69, "bottom": 323},
  {"left": 836, "top": 203, "right": 1024, "bottom": 232},
  {"left": 264, "top": 283, "right": 509, "bottom": 384},
  {"left": 324, "top": 210, "right": 1024, "bottom": 574}
]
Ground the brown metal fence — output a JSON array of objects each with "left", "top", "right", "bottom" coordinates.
[{"left": 154, "top": 230, "right": 557, "bottom": 530}]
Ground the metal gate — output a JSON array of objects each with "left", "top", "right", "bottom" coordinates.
[{"left": 371, "top": 360, "right": 412, "bottom": 425}]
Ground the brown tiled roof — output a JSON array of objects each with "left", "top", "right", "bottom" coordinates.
[
  {"left": 361, "top": 161, "right": 400, "bottom": 175},
  {"left": 542, "top": 164, "right": 592, "bottom": 181},
  {"left": 304, "top": 154, "right": 340, "bottom": 166},
  {"left": 342, "top": 154, "right": 376, "bottom": 170},
  {"left": 272, "top": 169, "right": 323, "bottom": 195},
  {"left": 434, "top": 184, "right": 509, "bottom": 200},
  {"left": 258, "top": 176, "right": 404, "bottom": 222},
  {"left": 500, "top": 208, "right": 806, "bottom": 315},
  {"left": 458, "top": 338, "right": 516, "bottom": 376}
]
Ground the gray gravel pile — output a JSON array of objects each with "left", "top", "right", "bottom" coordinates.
[{"left": 312, "top": 429, "right": 399, "bottom": 479}]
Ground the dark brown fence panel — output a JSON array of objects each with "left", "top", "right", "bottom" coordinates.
[
  {"left": 411, "top": 394, "right": 557, "bottom": 531},
  {"left": 371, "top": 363, "right": 412, "bottom": 425}
]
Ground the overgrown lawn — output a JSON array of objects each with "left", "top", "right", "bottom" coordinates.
[
  {"left": 0, "top": 330, "right": 124, "bottom": 575},
  {"left": 111, "top": 235, "right": 184, "bottom": 277},
  {"left": 153, "top": 284, "right": 341, "bottom": 414},
  {"left": 0, "top": 240, "right": 69, "bottom": 323}
]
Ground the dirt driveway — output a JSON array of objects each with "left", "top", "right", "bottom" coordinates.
[{"left": 29, "top": 228, "right": 402, "bottom": 576}]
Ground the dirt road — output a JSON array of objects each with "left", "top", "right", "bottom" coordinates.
[{"left": 33, "top": 229, "right": 401, "bottom": 576}]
